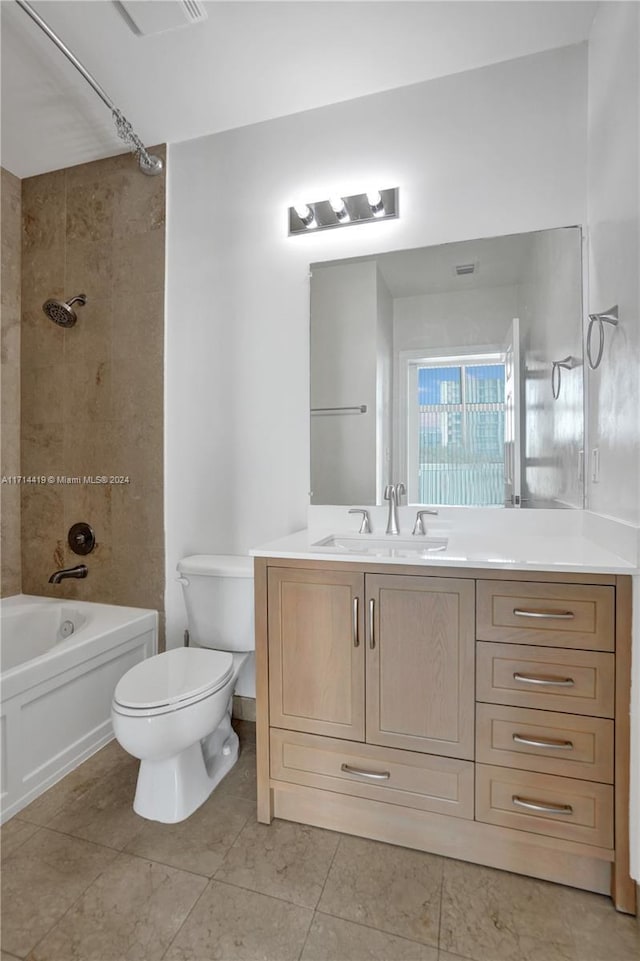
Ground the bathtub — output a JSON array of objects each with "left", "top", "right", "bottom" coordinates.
[{"left": 0, "top": 594, "right": 157, "bottom": 823}]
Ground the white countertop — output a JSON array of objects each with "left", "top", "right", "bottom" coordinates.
[{"left": 250, "top": 528, "right": 637, "bottom": 575}]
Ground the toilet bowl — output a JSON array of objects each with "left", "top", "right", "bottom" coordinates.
[{"left": 111, "top": 554, "right": 254, "bottom": 823}]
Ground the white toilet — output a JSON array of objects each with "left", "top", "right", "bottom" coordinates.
[{"left": 111, "top": 555, "right": 254, "bottom": 823}]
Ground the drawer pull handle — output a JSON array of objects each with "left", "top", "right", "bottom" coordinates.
[
  {"left": 341, "top": 763, "right": 390, "bottom": 780},
  {"left": 369, "top": 598, "right": 375, "bottom": 650},
  {"left": 352, "top": 597, "right": 359, "bottom": 648},
  {"left": 513, "top": 733, "right": 574, "bottom": 750},
  {"left": 513, "top": 608, "right": 575, "bottom": 620},
  {"left": 512, "top": 795, "right": 573, "bottom": 816},
  {"left": 513, "top": 672, "right": 575, "bottom": 687}
]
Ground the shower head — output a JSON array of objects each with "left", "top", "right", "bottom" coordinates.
[{"left": 42, "top": 294, "right": 87, "bottom": 328}]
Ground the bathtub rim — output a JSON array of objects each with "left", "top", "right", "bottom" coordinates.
[{"left": 1, "top": 594, "right": 158, "bottom": 701}]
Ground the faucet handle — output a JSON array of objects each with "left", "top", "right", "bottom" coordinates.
[
  {"left": 383, "top": 485, "right": 393, "bottom": 501},
  {"left": 412, "top": 509, "right": 438, "bottom": 535},
  {"left": 394, "top": 482, "right": 406, "bottom": 501},
  {"left": 348, "top": 508, "right": 372, "bottom": 534}
]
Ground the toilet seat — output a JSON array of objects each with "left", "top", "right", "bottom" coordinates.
[{"left": 113, "top": 648, "right": 234, "bottom": 717}]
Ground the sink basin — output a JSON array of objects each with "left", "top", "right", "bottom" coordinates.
[{"left": 313, "top": 534, "right": 448, "bottom": 557}]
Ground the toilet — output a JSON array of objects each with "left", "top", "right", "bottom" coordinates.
[{"left": 111, "top": 555, "right": 254, "bottom": 823}]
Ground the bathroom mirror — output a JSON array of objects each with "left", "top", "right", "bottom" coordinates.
[{"left": 310, "top": 226, "right": 584, "bottom": 509}]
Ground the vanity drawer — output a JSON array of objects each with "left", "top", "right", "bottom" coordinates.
[
  {"left": 476, "top": 581, "right": 614, "bottom": 651},
  {"left": 476, "top": 764, "right": 613, "bottom": 848},
  {"left": 270, "top": 728, "right": 474, "bottom": 819},
  {"left": 476, "top": 642, "right": 615, "bottom": 717},
  {"left": 476, "top": 704, "right": 614, "bottom": 783}
]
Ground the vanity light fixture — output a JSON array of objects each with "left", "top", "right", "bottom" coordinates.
[{"left": 288, "top": 188, "right": 398, "bottom": 235}]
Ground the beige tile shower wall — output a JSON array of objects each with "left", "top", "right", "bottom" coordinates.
[
  {"left": 1, "top": 167, "right": 22, "bottom": 596},
  {"left": 20, "top": 148, "right": 165, "bottom": 624}
]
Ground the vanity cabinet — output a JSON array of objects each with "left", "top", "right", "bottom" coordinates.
[
  {"left": 255, "top": 559, "right": 634, "bottom": 915},
  {"left": 267, "top": 568, "right": 474, "bottom": 757},
  {"left": 267, "top": 568, "right": 365, "bottom": 741}
]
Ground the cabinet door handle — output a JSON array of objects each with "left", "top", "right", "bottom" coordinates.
[
  {"left": 513, "top": 733, "right": 574, "bottom": 750},
  {"left": 352, "top": 597, "right": 359, "bottom": 647},
  {"left": 512, "top": 795, "right": 573, "bottom": 816},
  {"left": 368, "top": 598, "right": 375, "bottom": 649},
  {"left": 513, "top": 608, "right": 575, "bottom": 620},
  {"left": 341, "top": 763, "right": 390, "bottom": 780},
  {"left": 513, "top": 672, "right": 575, "bottom": 687}
]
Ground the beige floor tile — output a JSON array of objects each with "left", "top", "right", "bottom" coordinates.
[
  {"left": 559, "top": 885, "right": 640, "bottom": 961},
  {"left": 1, "top": 817, "right": 39, "bottom": 861},
  {"left": 46, "top": 752, "right": 145, "bottom": 850},
  {"left": 2, "top": 951, "right": 22, "bottom": 961},
  {"left": 438, "top": 954, "right": 468, "bottom": 961},
  {"left": 318, "top": 835, "right": 443, "bottom": 947},
  {"left": 301, "top": 912, "right": 439, "bottom": 961},
  {"left": 215, "top": 743, "right": 257, "bottom": 803},
  {"left": 124, "top": 791, "right": 255, "bottom": 877},
  {"left": 439, "top": 859, "right": 576, "bottom": 961},
  {"left": 0, "top": 827, "right": 117, "bottom": 958},
  {"left": 164, "top": 879, "right": 313, "bottom": 961},
  {"left": 19, "top": 740, "right": 132, "bottom": 827},
  {"left": 215, "top": 816, "right": 340, "bottom": 908},
  {"left": 28, "top": 852, "right": 207, "bottom": 961}
]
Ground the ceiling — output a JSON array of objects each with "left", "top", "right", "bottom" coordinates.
[
  {"left": 316, "top": 230, "right": 539, "bottom": 299},
  {"left": 1, "top": 0, "right": 597, "bottom": 178}
]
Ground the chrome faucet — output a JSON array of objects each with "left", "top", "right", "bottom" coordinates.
[
  {"left": 348, "top": 508, "right": 371, "bottom": 534},
  {"left": 48, "top": 564, "right": 88, "bottom": 584},
  {"left": 384, "top": 482, "right": 406, "bottom": 535},
  {"left": 412, "top": 509, "right": 439, "bottom": 535}
]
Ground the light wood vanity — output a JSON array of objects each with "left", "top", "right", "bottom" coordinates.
[{"left": 254, "top": 557, "right": 635, "bottom": 914}]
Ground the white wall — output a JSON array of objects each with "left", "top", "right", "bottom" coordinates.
[
  {"left": 393, "top": 286, "right": 517, "bottom": 355},
  {"left": 586, "top": 1, "right": 640, "bottom": 883},
  {"left": 310, "top": 261, "right": 378, "bottom": 505},
  {"left": 165, "top": 45, "right": 588, "bottom": 670},
  {"left": 586, "top": 3, "right": 640, "bottom": 526}
]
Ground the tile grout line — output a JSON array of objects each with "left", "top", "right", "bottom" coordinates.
[
  {"left": 311, "top": 905, "right": 442, "bottom": 954},
  {"left": 15, "top": 846, "right": 125, "bottom": 960},
  {"left": 296, "top": 832, "right": 344, "bottom": 960},
  {"left": 436, "top": 857, "right": 445, "bottom": 953}
]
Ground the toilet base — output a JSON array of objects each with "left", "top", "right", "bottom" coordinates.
[{"left": 133, "top": 717, "right": 240, "bottom": 823}]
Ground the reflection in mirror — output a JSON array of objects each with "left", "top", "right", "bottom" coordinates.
[{"left": 310, "top": 227, "right": 584, "bottom": 509}]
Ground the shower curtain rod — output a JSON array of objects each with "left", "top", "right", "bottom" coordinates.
[{"left": 15, "top": 0, "right": 163, "bottom": 175}]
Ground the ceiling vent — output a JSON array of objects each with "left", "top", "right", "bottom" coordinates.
[
  {"left": 118, "top": 1, "right": 207, "bottom": 37},
  {"left": 454, "top": 263, "right": 477, "bottom": 276}
]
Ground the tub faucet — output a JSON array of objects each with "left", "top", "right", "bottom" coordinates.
[
  {"left": 384, "top": 482, "right": 406, "bottom": 535},
  {"left": 48, "top": 564, "right": 88, "bottom": 584}
]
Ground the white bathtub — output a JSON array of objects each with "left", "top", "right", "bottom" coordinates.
[{"left": 0, "top": 594, "right": 157, "bottom": 823}]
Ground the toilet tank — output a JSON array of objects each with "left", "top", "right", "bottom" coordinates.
[{"left": 177, "top": 555, "right": 254, "bottom": 652}]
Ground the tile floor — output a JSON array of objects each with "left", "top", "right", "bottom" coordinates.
[{"left": 1, "top": 720, "right": 638, "bottom": 961}]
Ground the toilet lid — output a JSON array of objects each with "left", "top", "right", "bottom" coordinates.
[{"left": 114, "top": 648, "right": 234, "bottom": 711}]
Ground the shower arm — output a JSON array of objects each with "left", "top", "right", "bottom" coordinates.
[{"left": 15, "top": 0, "right": 163, "bottom": 176}]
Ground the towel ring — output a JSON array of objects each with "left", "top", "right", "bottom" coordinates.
[
  {"left": 551, "top": 356, "right": 580, "bottom": 400},
  {"left": 587, "top": 306, "right": 619, "bottom": 370}
]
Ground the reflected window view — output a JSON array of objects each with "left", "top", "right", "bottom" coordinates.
[{"left": 413, "top": 361, "right": 505, "bottom": 506}]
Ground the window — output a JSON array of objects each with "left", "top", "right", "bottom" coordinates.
[{"left": 406, "top": 354, "right": 506, "bottom": 506}]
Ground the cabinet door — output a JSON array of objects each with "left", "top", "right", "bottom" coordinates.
[
  {"left": 366, "top": 574, "right": 475, "bottom": 759},
  {"left": 268, "top": 568, "right": 365, "bottom": 740}
]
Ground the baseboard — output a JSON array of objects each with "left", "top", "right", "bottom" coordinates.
[{"left": 232, "top": 695, "right": 256, "bottom": 722}]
